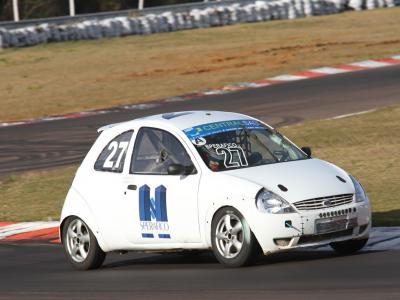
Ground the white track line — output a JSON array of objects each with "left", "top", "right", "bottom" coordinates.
[{"left": 329, "top": 109, "right": 376, "bottom": 120}]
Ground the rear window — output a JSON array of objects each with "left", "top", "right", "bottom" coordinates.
[{"left": 94, "top": 131, "right": 133, "bottom": 173}]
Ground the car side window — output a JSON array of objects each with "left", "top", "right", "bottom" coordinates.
[
  {"left": 94, "top": 130, "right": 133, "bottom": 173},
  {"left": 131, "top": 127, "right": 193, "bottom": 175}
]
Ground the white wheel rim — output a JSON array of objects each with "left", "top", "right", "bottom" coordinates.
[
  {"left": 66, "top": 219, "right": 91, "bottom": 263},
  {"left": 215, "top": 213, "right": 243, "bottom": 259}
]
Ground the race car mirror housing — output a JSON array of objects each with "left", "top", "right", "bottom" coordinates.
[
  {"left": 167, "top": 163, "right": 196, "bottom": 175},
  {"left": 301, "top": 146, "right": 312, "bottom": 157}
]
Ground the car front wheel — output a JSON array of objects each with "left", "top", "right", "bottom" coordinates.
[
  {"left": 62, "top": 217, "right": 106, "bottom": 270},
  {"left": 211, "top": 207, "right": 260, "bottom": 267},
  {"left": 330, "top": 238, "right": 368, "bottom": 255}
]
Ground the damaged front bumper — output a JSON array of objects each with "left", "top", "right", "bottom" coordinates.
[{"left": 249, "top": 201, "right": 371, "bottom": 254}]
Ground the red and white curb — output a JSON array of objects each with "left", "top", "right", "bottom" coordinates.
[
  {"left": 0, "top": 221, "right": 60, "bottom": 243},
  {"left": 0, "top": 55, "right": 399, "bottom": 129},
  {"left": 1, "top": 222, "right": 400, "bottom": 250}
]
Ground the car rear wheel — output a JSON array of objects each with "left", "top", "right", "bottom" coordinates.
[
  {"left": 330, "top": 238, "right": 368, "bottom": 255},
  {"left": 211, "top": 207, "right": 260, "bottom": 267},
  {"left": 62, "top": 217, "right": 106, "bottom": 270}
]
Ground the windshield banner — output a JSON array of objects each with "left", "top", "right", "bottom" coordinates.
[{"left": 183, "top": 119, "right": 264, "bottom": 139}]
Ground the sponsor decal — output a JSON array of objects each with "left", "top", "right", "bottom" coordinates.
[
  {"left": 215, "top": 146, "right": 248, "bottom": 168},
  {"left": 183, "top": 119, "right": 264, "bottom": 139},
  {"left": 200, "top": 143, "right": 249, "bottom": 170},
  {"left": 204, "top": 143, "right": 248, "bottom": 168},
  {"left": 191, "top": 137, "right": 207, "bottom": 146},
  {"left": 139, "top": 184, "right": 171, "bottom": 239},
  {"left": 204, "top": 143, "right": 238, "bottom": 150}
]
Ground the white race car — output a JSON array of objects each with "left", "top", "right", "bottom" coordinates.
[{"left": 60, "top": 111, "right": 371, "bottom": 270}]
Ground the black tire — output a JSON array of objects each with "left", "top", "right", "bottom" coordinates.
[
  {"left": 330, "top": 238, "right": 368, "bottom": 255},
  {"left": 62, "top": 217, "right": 106, "bottom": 270},
  {"left": 211, "top": 207, "right": 260, "bottom": 267}
]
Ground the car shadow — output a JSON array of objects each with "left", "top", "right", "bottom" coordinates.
[
  {"left": 254, "top": 249, "right": 378, "bottom": 267},
  {"left": 102, "top": 248, "right": 381, "bottom": 270}
]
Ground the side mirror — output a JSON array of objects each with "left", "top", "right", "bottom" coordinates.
[
  {"left": 301, "top": 146, "right": 312, "bottom": 158},
  {"left": 167, "top": 164, "right": 196, "bottom": 175}
]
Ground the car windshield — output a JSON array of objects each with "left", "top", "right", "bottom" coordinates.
[{"left": 183, "top": 119, "right": 308, "bottom": 172}]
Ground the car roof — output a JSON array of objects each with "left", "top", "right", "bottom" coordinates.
[{"left": 97, "top": 111, "right": 260, "bottom": 133}]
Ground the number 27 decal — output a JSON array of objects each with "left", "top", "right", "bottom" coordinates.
[
  {"left": 216, "top": 147, "right": 248, "bottom": 168},
  {"left": 103, "top": 141, "right": 129, "bottom": 169}
]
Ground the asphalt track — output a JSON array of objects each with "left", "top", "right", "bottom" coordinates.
[
  {"left": 0, "top": 243, "right": 399, "bottom": 300},
  {"left": 0, "top": 65, "right": 400, "bottom": 299},
  {"left": 0, "top": 64, "right": 400, "bottom": 175}
]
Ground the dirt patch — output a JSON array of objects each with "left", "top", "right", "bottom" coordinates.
[
  {"left": 366, "top": 39, "right": 400, "bottom": 46},
  {"left": 181, "top": 61, "right": 257, "bottom": 75}
]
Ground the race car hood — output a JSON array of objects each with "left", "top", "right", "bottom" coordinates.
[{"left": 223, "top": 158, "right": 355, "bottom": 204}]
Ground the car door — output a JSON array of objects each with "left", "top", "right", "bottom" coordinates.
[
  {"left": 119, "top": 127, "right": 202, "bottom": 246},
  {"left": 83, "top": 129, "right": 135, "bottom": 249}
]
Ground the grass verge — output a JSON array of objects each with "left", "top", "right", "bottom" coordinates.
[
  {"left": 0, "top": 103, "right": 399, "bottom": 224},
  {"left": 0, "top": 8, "right": 400, "bottom": 122}
]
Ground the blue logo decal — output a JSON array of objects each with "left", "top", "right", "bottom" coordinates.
[
  {"left": 139, "top": 185, "right": 168, "bottom": 222},
  {"left": 139, "top": 184, "right": 170, "bottom": 239},
  {"left": 183, "top": 119, "right": 264, "bottom": 139}
]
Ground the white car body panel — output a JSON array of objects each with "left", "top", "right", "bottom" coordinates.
[
  {"left": 225, "top": 159, "right": 354, "bottom": 203},
  {"left": 60, "top": 111, "right": 371, "bottom": 255},
  {"left": 61, "top": 186, "right": 110, "bottom": 251}
]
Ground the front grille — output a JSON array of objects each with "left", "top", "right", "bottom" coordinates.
[
  {"left": 298, "top": 228, "right": 354, "bottom": 244},
  {"left": 294, "top": 194, "right": 353, "bottom": 211}
]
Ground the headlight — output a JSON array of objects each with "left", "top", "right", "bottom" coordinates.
[
  {"left": 349, "top": 174, "right": 368, "bottom": 203},
  {"left": 256, "top": 189, "right": 295, "bottom": 214}
]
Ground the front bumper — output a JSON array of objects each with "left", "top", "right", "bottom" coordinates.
[{"left": 247, "top": 201, "right": 371, "bottom": 254}]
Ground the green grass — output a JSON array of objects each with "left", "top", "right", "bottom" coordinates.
[
  {"left": 0, "top": 166, "right": 77, "bottom": 222},
  {"left": 0, "top": 7, "right": 399, "bottom": 122},
  {"left": 0, "top": 104, "right": 399, "bottom": 224}
]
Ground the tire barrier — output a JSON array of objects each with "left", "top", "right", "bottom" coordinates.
[{"left": 0, "top": 0, "right": 399, "bottom": 48}]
